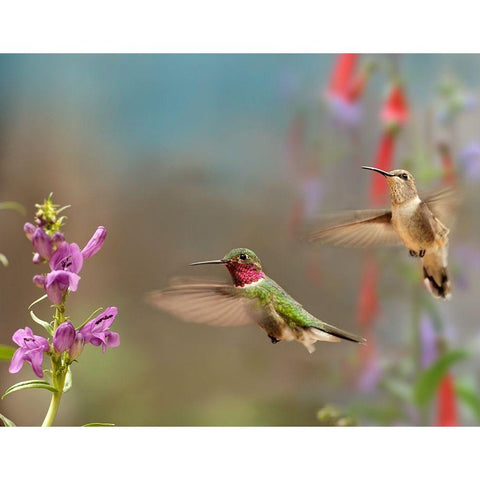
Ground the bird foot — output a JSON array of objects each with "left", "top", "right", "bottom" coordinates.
[
  {"left": 409, "top": 249, "right": 426, "bottom": 258},
  {"left": 268, "top": 335, "right": 280, "bottom": 344}
]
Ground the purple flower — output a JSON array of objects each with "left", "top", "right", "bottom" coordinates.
[
  {"left": 51, "top": 232, "right": 65, "bottom": 247},
  {"left": 68, "top": 332, "right": 85, "bottom": 361},
  {"left": 9, "top": 327, "right": 50, "bottom": 378},
  {"left": 44, "top": 270, "right": 81, "bottom": 305},
  {"left": 49, "top": 241, "right": 84, "bottom": 274},
  {"left": 24, "top": 222, "right": 36, "bottom": 241},
  {"left": 81, "top": 226, "right": 107, "bottom": 260},
  {"left": 32, "top": 228, "right": 53, "bottom": 260},
  {"left": 420, "top": 314, "right": 437, "bottom": 368},
  {"left": 79, "top": 307, "right": 120, "bottom": 353},
  {"left": 460, "top": 141, "right": 480, "bottom": 180},
  {"left": 301, "top": 176, "right": 325, "bottom": 220},
  {"left": 53, "top": 321, "right": 76, "bottom": 353},
  {"left": 40, "top": 241, "right": 83, "bottom": 304},
  {"left": 325, "top": 94, "right": 362, "bottom": 129},
  {"left": 357, "top": 356, "right": 382, "bottom": 393}
]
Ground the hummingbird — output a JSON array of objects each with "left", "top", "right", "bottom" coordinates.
[
  {"left": 146, "top": 248, "right": 365, "bottom": 353},
  {"left": 307, "top": 166, "right": 459, "bottom": 299}
]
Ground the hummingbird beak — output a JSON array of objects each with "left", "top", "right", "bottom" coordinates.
[
  {"left": 361, "top": 166, "right": 395, "bottom": 177},
  {"left": 189, "top": 259, "right": 227, "bottom": 266}
]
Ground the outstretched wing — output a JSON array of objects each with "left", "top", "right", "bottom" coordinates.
[
  {"left": 306, "top": 208, "right": 402, "bottom": 248},
  {"left": 423, "top": 186, "right": 460, "bottom": 227},
  {"left": 146, "top": 278, "right": 263, "bottom": 327}
]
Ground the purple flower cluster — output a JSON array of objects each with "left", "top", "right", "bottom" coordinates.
[
  {"left": 25, "top": 224, "right": 107, "bottom": 305},
  {"left": 10, "top": 308, "right": 120, "bottom": 378},
  {"left": 8, "top": 212, "right": 119, "bottom": 379}
]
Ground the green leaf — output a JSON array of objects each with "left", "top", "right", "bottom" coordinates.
[
  {"left": 2, "top": 380, "right": 58, "bottom": 399},
  {"left": 30, "top": 310, "right": 54, "bottom": 336},
  {"left": 414, "top": 350, "right": 469, "bottom": 408},
  {"left": 82, "top": 423, "right": 115, "bottom": 427},
  {"left": 0, "top": 413, "right": 16, "bottom": 426},
  {"left": 28, "top": 294, "right": 48, "bottom": 310},
  {"left": 456, "top": 382, "right": 480, "bottom": 421},
  {"left": 63, "top": 367, "right": 72, "bottom": 393},
  {"left": 0, "top": 201, "right": 25, "bottom": 215},
  {"left": 0, "top": 253, "right": 8, "bottom": 267},
  {"left": 0, "top": 345, "right": 15, "bottom": 361}
]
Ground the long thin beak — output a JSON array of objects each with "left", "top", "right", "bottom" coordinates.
[
  {"left": 361, "top": 166, "right": 395, "bottom": 177},
  {"left": 189, "top": 259, "right": 226, "bottom": 266}
]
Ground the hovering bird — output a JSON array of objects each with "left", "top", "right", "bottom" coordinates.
[
  {"left": 307, "top": 167, "right": 459, "bottom": 299},
  {"left": 147, "top": 248, "right": 365, "bottom": 353}
]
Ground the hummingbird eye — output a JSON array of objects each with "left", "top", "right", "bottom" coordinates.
[
  {"left": 400, "top": 173, "right": 409, "bottom": 180},
  {"left": 239, "top": 253, "right": 247, "bottom": 260}
]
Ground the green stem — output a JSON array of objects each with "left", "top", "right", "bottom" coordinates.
[
  {"left": 42, "top": 390, "right": 63, "bottom": 427},
  {"left": 41, "top": 305, "right": 66, "bottom": 427}
]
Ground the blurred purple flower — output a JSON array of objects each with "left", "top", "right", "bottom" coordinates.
[
  {"left": 79, "top": 306, "right": 120, "bottom": 353},
  {"left": 357, "top": 355, "right": 382, "bottom": 393},
  {"left": 53, "top": 321, "right": 76, "bottom": 353},
  {"left": 81, "top": 226, "right": 107, "bottom": 260},
  {"left": 459, "top": 141, "right": 480, "bottom": 180},
  {"left": 325, "top": 94, "right": 362, "bottom": 129},
  {"left": 301, "top": 176, "right": 325, "bottom": 220},
  {"left": 9, "top": 326, "right": 49, "bottom": 378},
  {"left": 420, "top": 314, "right": 437, "bottom": 368},
  {"left": 453, "top": 243, "right": 480, "bottom": 290},
  {"left": 464, "top": 93, "right": 477, "bottom": 112}
]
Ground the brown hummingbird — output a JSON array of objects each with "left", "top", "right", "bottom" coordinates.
[{"left": 307, "top": 167, "right": 459, "bottom": 299}]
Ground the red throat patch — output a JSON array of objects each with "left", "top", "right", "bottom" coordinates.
[{"left": 225, "top": 262, "right": 265, "bottom": 287}]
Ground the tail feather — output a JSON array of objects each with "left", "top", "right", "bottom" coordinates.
[
  {"left": 422, "top": 248, "right": 451, "bottom": 299},
  {"left": 311, "top": 323, "right": 366, "bottom": 344}
]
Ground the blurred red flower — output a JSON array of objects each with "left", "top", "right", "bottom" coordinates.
[
  {"left": 435, "top": 373, "right": 458, "bottom": 426},
  {"left": 438, "top": 142, "right": 457, "bottom": 186},
  {"left": 328, "top": 54, "right": 358, "bottom": 102},
  {"left": 357, "top": 253, "right": 380, "bottom": 328},
  {"left": 370, "top": 132, "right": 395, "bottom": 206},
  {"left": 381, "top": 83, "right": 409, "bottom": 128}
]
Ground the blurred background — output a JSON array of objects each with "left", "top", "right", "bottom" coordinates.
[{"left": 0, "top": 54, "right": 480, "bottom": 426}]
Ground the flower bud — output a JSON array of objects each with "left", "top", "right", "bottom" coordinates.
[
  {"left": 51, "top": 232, "right": 65, "bottom": 247},
  {"left": 32, "top": 253, "right": 42, "bottom": 264},
  {"left": 32, "top": 274, "right": 46, "bottom": 288},
  {"left": 82, "top": 226, "right": 107, "bottom": 259},
  {"left": 68, "top": 332, "right": 85, "bottom": 361},
  {"left": 32, "top": 228, "right": 52, "bottom": 260},
  {"left": 53, "top": 321, "right": 76, "bottom": 353},
  {"left": 24, "top": 222, "right": 36, "bottom": 241}
]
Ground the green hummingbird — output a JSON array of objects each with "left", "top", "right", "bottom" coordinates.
[{"left": 147, "top": 248, "right": 365, "bottom": 353}]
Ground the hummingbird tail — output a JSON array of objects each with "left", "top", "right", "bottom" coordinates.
[
  {"left": 422, "top": 248, "right": 451, "bottom": 300},
  {"left": 310, "top": 324, "right": 366, "bottom": 345}
]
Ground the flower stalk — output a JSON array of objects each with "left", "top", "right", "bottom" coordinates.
[{"left": 4, "top": 194, "right": 120, "bottom": 427}]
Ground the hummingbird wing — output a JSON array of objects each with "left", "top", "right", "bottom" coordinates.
[
  {"left": 306, "top": 208, "right": 402, "bottom": 248},
  {"left": 422, "top": 186, "right": 460, "bottom": 227},
  {"left": 146, "top": 278, "right": 263, "bottom": 327}
]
